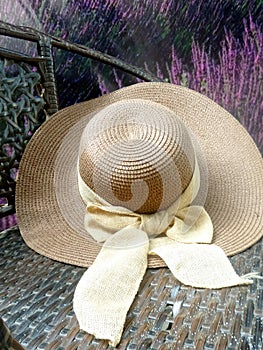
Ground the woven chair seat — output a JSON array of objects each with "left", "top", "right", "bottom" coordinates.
[{"left": 1, "top": 229, "right": 262, "bottom": 349}]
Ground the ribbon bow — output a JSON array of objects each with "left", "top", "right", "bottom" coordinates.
[{"left": 73, "top": 160, "right": 251, "bottom": 346}]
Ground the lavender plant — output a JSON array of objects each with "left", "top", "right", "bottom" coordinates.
[
  {"left": 165, "top": 17, "right": 263, "bottom": 153},
  {"left": 24, "top": 1, "right": 263, "bottom": 111},
  {"left": 98, "top": 16, "right": 263, "bottom": 153}
]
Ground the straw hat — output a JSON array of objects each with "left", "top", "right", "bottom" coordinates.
[{"left": 16, "top": 82, "right": 263, "bottom": 268}]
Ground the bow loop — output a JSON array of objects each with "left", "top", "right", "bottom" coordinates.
[{"left": 166, "top": 205, "right": 213, "bottom": 243}]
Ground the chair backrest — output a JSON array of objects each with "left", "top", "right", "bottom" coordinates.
[{"left": 0, "top": 21, "right": 160, "bottom": 222}]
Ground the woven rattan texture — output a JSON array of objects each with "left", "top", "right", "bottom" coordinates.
[
  {"left": 0, "top": 56, "right": 46, "bottom": 217},
  {"left": 1, "top": 230, "right": 262, "bottom": 350}
]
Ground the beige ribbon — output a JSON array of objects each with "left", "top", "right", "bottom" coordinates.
[{"left": 73, "top": 160, "right": 251, "bottom": 346}]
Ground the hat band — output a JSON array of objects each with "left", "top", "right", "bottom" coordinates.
[
  {"left": 77, "top": 157, "right": 211, "bottom": 243},
  {"left": 74, "top": 158, "right": 251, "bottom": 346}
]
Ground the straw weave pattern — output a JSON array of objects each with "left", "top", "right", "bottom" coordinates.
[{"left": 79, "top": 100, "right": 195, "bottom": 213}]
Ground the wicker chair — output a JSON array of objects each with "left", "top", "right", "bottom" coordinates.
[{"left": 0, "top": 21, "right": 262, "bottom": 350}]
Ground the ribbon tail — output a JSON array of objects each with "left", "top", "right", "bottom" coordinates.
[
  {"left": 73, "top": 227, "right": 149, "bottom": 347},
  {"left": 150, "top": 240, "right": 252, "bottom": 289}
]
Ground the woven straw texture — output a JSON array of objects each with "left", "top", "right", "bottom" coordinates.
[
  {"left": 79, "top": 99, "right": 195, "bottom": 214},
  {"left": 1, "top": 229, "right": 262, "bottom": 349},
  {"left": 16, "top": 83, "right": 263, "bottom": 268}
]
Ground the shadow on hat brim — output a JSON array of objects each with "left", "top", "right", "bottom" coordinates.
[{"left": 16, "top": 82, "right": 263, "bottom": 268}]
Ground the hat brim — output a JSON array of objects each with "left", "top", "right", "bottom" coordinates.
[{"left": 16, "top": 83, "right": 263, "bottom": 268}]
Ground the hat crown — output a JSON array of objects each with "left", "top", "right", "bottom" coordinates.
[{"left": 79, "top": 99, "right": 195, "bottom": 213}]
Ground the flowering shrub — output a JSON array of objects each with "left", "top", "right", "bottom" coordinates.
[
  {"left": 165, "top": 18, "right": 263, "bottom": 153},
  {"left": 98, "top": 16, "right": 263, "bottom": 153}
]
